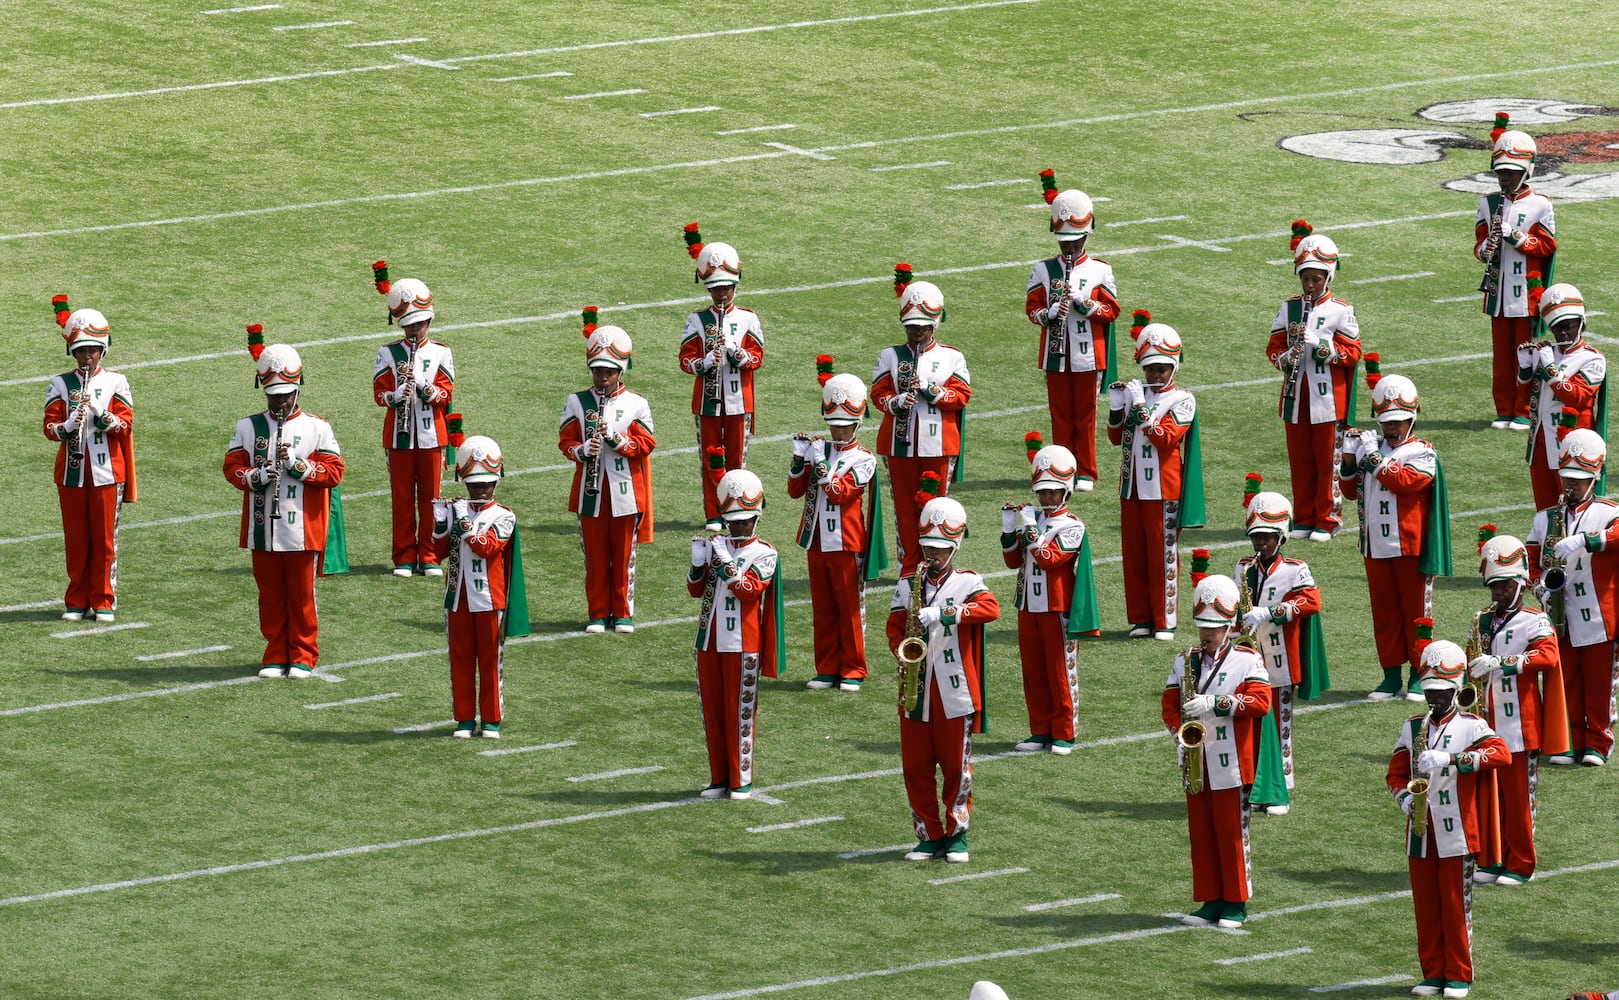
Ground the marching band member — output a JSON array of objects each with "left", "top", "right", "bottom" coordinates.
[
  {"left": 873, "top": 268, "right": 972, "bottom": 578},
  {"left": 688, "top": 470, "right": 783, "bottom": 800},
  {"left": 432, "top": 435, "right": 530, "bottom": 739},
  {"left": 1002, "top": 441, "right": 1100, "bottom": 754},
  {"left": 1340, "top": 374, "right": 1453, "bottom": 701},
  {"left": 1234, "top": 491, "right": 1328, "bottom": 815},
  {"left": 1526, "top": 429, "right": 1619, "bottom": 767},
  {"left": 1467, "top": 528, "right": 1565, "bottom": 885},
  {"left": 789, "top": 369, "right": 879, "bottom": 691},
  {"left": 1267, "top": 221, "right": 1362, "bottom": 540},
  {"left": 43, "top": 298, "right": 137, "bottom": 623},
  {"left": 1107, "top": 315, "right": 1206, "bottom": 640},
  {"left": 679, "top": 224, "right": 764, "bottom": 530},
  {"left": 223, "top": 341, "right": 345, "bottom": 679},
  {"left": 1386, "top": 640, "right": 1510, "bottom": 1000},
  {"left": 1521, "top": 283, "right": 1606, "bottom": 511},
  {"left": 1474, "top": 117, "right": 1556, "bottom": 430},
  {"left": 1160, "top": 576, "right": 1272, "bottom": 929},
  {"left": 370, "top": 266, "right": 455, "bottom": 577},
  {"left": 560, "top": 318, "right": 656, "bottom": 633},
  {"left": 888, "top": 497, "right": 1000, "bottom": 863},
  {"left": 1025, "top": 171, "right": 1121, "bottom": 489}
]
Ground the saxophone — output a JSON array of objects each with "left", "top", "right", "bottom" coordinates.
[
  {"left": 1459, "top": 603, "right": 1491, "bottom": 711},
  {"left": 896, "top": 569, "right": 928, "bottom": 715},
  {"left": 1543, "top": 503, "right": 1568, "bottom": 631},
  {"left": 1235, "top": 565, "right": 1261, "bottom": 651},
  {"left": 581, "top": 408, "right": 608, "bottom": 499},
  {"left": 1407, "top": 715, "right": 1432, "bottom": 841},
  {"left": 1177, "top": 646, "right": 1207, "bottom": 795}
]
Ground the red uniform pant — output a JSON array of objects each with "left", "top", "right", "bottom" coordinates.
[
  {"left": 1186, "top": 784, "right": 1252, "bottom": 903},
  {"left": 1284, "top": 418, "right": 1341, "bottom": 532},
  {"left": 1120, "top": 498, "right": 1179, "bottom": 631},
  {"left": 807, "top": 549, "right": 867, "bottom": 680},
  {"left": 58, "top": 482, "right": 123, "bottom": 613},
  {"left": 1364, "top": 556, "right": 1432, "bottom": 669},
  {"left": 1017, "top": 610, "right": 1079, "bottom": 741},
  {"left": 1409, "top": 852, "right": 1474, "bottom": 985},
  {"left": 1527, "top": 433, "right": 1562, "bottom": 517},
  {"left": 1045, "top": 370, "right": 1100, "bottom": 483},
  {"left": 388, "top": 448, "right": 443, "bottom": 569},
  {"left": 1490, "top": 315, "right": 1533, "bottom": 420},
  {"left": 695, "top": 648, "right": 762, "bottom": 789},
  {"left": 250, "top": 549, "right": 320, "bottom": 669},
  {"left": 448, "top": 605, "right": 505, "bottom": 724},
  {"left": 579, "top": 513, "right": 640, "bottom": 622},
  {"left": 885, "top": 455, "right": 956, "bottom": 578},
  {"left": 696, "top": 413, "right": 751, "bottom": 521},
  {"left": 900, "top": 682, "right": 974, "bottom": 840},
  {"left": 1497, "top": 749, "right": 1539, "bottom": 877},
  {"left": 1561, "top": 637, "right": 1617, "bottom": 759}
]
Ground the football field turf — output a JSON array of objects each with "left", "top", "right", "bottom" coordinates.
[{"left": 3, "top": 2, "right": 1618, "bottom": 997}]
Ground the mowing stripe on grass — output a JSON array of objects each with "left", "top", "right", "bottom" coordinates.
[
  {"left": 868, "top": 160, "right": 952, "bottom": 172},
  {"left": 203, "top": 4, "right": 282, "bottom": 12},
  {"left": 271, "top": 21, "right": 354, "bottom": 31},
  {"left": 1023, "top": 893, "right": 1122, "bottom": 911},
  {"left": 345, "top": 37, "right": 428, "bottom": 47},
  {"left": 1349, "top": 271, "right": 1436, "bottom": 284},
  {"left": 928, "top": 867, "right": 1029, "bottom": 885},
  {"left": 478, "top": 740, "right": 578, "bottom": 757},
  {"left": 1309, "top": 975, "right": 1414, "bottom": 993},
  {"left": 1214, "top": 946, "right": 1312, "bottom": 965},
  {"left": 1106, "top": 215, "right": 1188, "bottom": 227},
  {"left": 304, "top": 692, "right": 402, "bottom": 710},
  {"left": 391, "top": 719, "right": 455, "bottom": 733},
  {"left": 567, "top": 765, "right": 664, "bottom": 782},
  {"left": 490, "top": 71, "right": 574, "bottom": 81},
  {"left": 945, "top": 178, "right": 1027, "bottom": 189},
  {"left": 136, "top": 645, "right": 231, "bottom": 661},
  {"left": 746, "top": 816, "right": 842, "bottom": 834},
  {"left": 837, "top": 844, "right": 912, "bottom": 859},
  {"left": 716, "top": 124, "right": 797, "bottom": 135},
  {"left": 563, "top": 89, "right": 647, "bottom": 100},
  {"left": 641, "top": 106, "right": 722, "bottom": 117},
  {"left": 51, "top": 622, "right": 150, "bottom": 639}
]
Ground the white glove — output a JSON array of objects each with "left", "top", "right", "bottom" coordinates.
[
  {"left": 1181, "top": 694, "right": 1215, "bottom": 716},
  {"left": 1019, "top": 507, "right": 1038, "bottom": 528},
  {"left": 1125, "top": 380, "right": 1146, "bottom": 409},
  {"left": 1516, "top": 343, "right": 1536, "bottom": 370},
  {"left": 704, "top": 350, "right": 723, "bottom": 372},
  {"left": 1554, "top": 535, "right": 1587, "bottom": 561},
  {"left": 915, "top": 606, "right": 943, "bottom": 628},
  {"left": 581, "top": 437, "right": 602, "bottom": 458},
  {"left": 1045, "top": 301, "right": 1065, "bottom": 322},
  {"left": 1416, "top": 749, "right": 1452, "bottom": 774},
  {"left": 1072, "top": 294, "right": 1096, "bottom": 317},
  {"left": 1469, "top": 654, "right": 1501, "bottom": 678},
  {"left": 1397, "top": 790, "right": 1415, "bottom": 816},
  {"left": 891, "top": 392, "right": 916, "bottom": 413},
  {"left": 450, "top": 499, "right": 470, "bottom": 523},
  {"left": 1242, "top": 608, "right": 1271, "bottom": 628},
  {"left": 1359, "top": 429, "right": 1382, "bottom": 451},
  {"left": 727, "top": 346, "right": 748, "bottom": 365},
  {"left": 1107, "top": 383, "right": 1127, "bottom": 410},
  {"left": 691, "top": 537, "right": 710, "bottom": 566},
  {"left": 1302, "top": 329, "right": 1321, "bottom": 348},
  {"left": 1001, "top": 508, "right": 1019, "bottom": 533},
  {"left": 791, "top": 436, "right": 811, "bottom": 459},
  {"left": 1536, "top": 344, "right": 1555, "bottom": 370},
  {"left": 59, "top": 408, "right": 85, "bottom": 434}
]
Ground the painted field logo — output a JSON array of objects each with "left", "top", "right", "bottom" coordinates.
[{"left": 1277, "top": 98, "right": 1619, "bottom": 201}]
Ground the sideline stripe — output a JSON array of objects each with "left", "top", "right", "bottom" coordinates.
[
  {"left": 563, "top": 88, "right": 646, "bottom": 100},
  {"left": 946, "top": 178, "right": 1026, "bottom": 190},
  {"left": 1309, "top": 975, "right": 1413, "bottom": 993},
  {"left": 868, "top": 160, "right": 951, "bottom": 172},
  {"left": 567, "top": 765, "right": 664, "bottom": 782},
  {"left": 1023, "top": 893, "right": 1121, "bottom": 911},
  {"left": 478, "top": 740, "right": 578, "bottom": 757},
  {"left": 51, "top": 622, "right": 150, "bottom": 639},
  {"left": 1349, "top": 271, "right": 1436, "bottom": 284},
  {"left": 345, "top": 37, "right": 428, "bottom": 47},
  {"left": 746, "top": 816, "right": 843, "bottom": 834},
  {"left": 1214, "top": 946, "right": 1312, "bottom": 966},
  {"left": 392, "top": 719, "right": 455, "bottom": 734},
  {"left": 203, "top": 4, "right": 282, "bottom": 12},
  {"left": 271, "top": 20, "right": 354, "bottom": 31},
  {"left": 491, "top": 71, "right": 573, "bottom": 81},
  {"left": 716, "top": 123, "right": 797, "bottom": 135},
  {"left": 928, "top": 867, "right": 1028, "bottom": 885},
  {"left": 1106, "top": 215, "right": 1188, "bottom": 227},
  {"left": 135, "top": 644, "right": 231, "bottom": 661},
  {"left": 304, "top": 692, "right": 401, "bottom": 710},
  {"left": 837, "top": 844, "right": 911, "bottom": 859},
  {"left": 641, "top": 106, "right": 721, "bottom": 117}
]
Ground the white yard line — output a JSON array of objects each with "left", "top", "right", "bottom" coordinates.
[
  {"left": 562, "top": 88, "right": 647, "bottom": 100},
  {"left": 1214, "top": 946, "right": 1312, "bottom": 965},
  {"left": 1349, "top": 271, "right": 1436, "bottom": 284},
  {"left": 0, "top": 676, "right": 260, "bottom": 717},
  {"left": 0, "top": 599, "right": 60, "bottom": 612},
  {"left": 0, "top": 63, "right": 405, "bottom": 111},
  {"left": 136, "top": 645, "right": 231, "bottom": 662},
  {"left": 1023, "top": 893, "right": 1122, "bottom": 911},
  {"left": 567, "top": 765, "right": 665, "bottom": 782},
  {"left": 391, "top": 719, "right": 455, "bottom": 734},
  {"left": 1309, "top": 975, "right": 1414, "bottom": 993},
  {"left": 345, "top": 37, "right": 427, "bottom": 47},
  {"left": 746, "top": 816, "right": 842, "bottom": 834},
  {"left": 1433, "top": 294, "right": 1477, "bottom": 303},
  {"left": 762, "top": 141, "right": 835, "bottom": 161},
  {"left": 271, "top": 20, "right": 354, "bottom": 31},
  {"left": 51, "top": 622, "right": 150, "bottom": 639},
  {"left": 641, "top": 106, "right": 722, "bottom": 118},
  {"left": 946, "top": 178, "right": 1027, "bottom": 190},
  {"left": 1106, "top": 215, "right": 1188, "bottom": 227},
  {"left": 203, "top": 4, "right": 282, "bottom": 12},
  {"left": 716, "top": 123, "right": 797, "bottom": 135},
  {"left": 478, "top": 740, "right": 578, "bottom": 757},
  {"left": 868, "top": 160, "right": 952, "bottom": 172},
  {"left": 837, "top": 844, "right": 912, "bottom": 859},
  {"left": 393, "top": 54, "right": 459, "bottom": 71},
  {"left": 490, "top": 71, "right": 573, "bottom": 81},
  {"left": 751, "top": 793, "right": 787, "bottom": 805},
  {"left": 304, "top": 692, "right": 401, "bottom": 710},
  {"left": 928, "top": 867, "right": 1029, "bottom": 885}
]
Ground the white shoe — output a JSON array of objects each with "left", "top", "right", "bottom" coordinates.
[
  {"left": 1472, "top": 868, "right": 1499, "bottom": 885},
  {"left": 1366, "top": 690, "right": 1399, "bottom": 701},
  {"left": 257, "top": 666, "right": 288, "bottom": 678},
  {"left": 1442, "top": 986, "right": 1470, "bottom": 999},
  {"left": 1308, "top": 530, "right": 1332, "bottom": 542},
  {"left": 1580, "top": 751, "right": 1607, "bottom": 767},
  {"left": 1545, "top": 751, "right": 1578, "bottom": 766},
  {"left": 728, "top": 787, "right": 752, "bottom": 801},
  {"left": 699, "top": 784, "right": 727, "bottom": 799},
  {"left": 1073, "top": 478, "right": 1095, "bottom": 493},
  {"left": 1153, "top": 630, "right": 1176, "bottom": 641},
  {"left": 1288, "top": 527, "right": 1311, "bottom": 539},
  {"left": 1406, "top": 690, "right": 1427, "bottom": 703},
  {"left": 704, "top": 519, "right": 723, "bottom": 532},
  {"left": 61, "top": 611, "right": 85, "bottom": 621},
  {"left": 286, "top": 666, "right": 313, "bottom": 680},
  {"left": 1411, "top": 985, "right": 1441, "bottom": 997},
  {"left": 392, "top": 566, "right": 413, "bottom": 578},
  {"left": 94, "top": 610, "right": 115, "bottom": 623},
  {"left": 1127, "top": 625, "right": 1153, "bottom": 639},
  {"left": 1048, "top": 741, "right": 1074, "bottom": 756},
  {"left": 1179, "top": 913, "right": 1215, "bottom": 927},
  {"left": 805, "top": 678, "right": 835, "bottom": 690},
  {"left": 838, "top": 680, "right": 862, "bottom": 692},
  {"left": 583, "top": 622, "right": 607, "bottom": 634},
  {"left": 614, "top": 622, "right": 635, "bottom": 634},
  {"left": 1494, "top": 870, "right": 1531, "bottom": 887},
  {"left": 422, "top": 566, "right": 443, "bottom": 578},
  {"left": 1216, "top": 917, "right": 1244, "bottom": 929},
  {"left": 1013, "top": 738, "right": 1049, "bottom": 753},
  {"left": 1265, "top": 804, "right": 1290, "bottom": 816},
  {"left": 1489, "top": 418, "right": 1512, "bottom": 430},
  {"left": 944, "top": 849, "right": 969, "bottom": 863}
]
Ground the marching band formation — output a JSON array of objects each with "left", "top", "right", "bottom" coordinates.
[{"left": 39, "top": 118, "right": 1616, "bottom": 999}]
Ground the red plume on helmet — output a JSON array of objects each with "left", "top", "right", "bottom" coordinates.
[
  {"left": 1023, "top": 431, "right": 1044, "bottom": 461},
  {"left": 1476, "top": 523, "right": 1497, "bottom": 554},
  {"left": 914, "top": 472, "right": 942, "bottom": 508},
  {"left": 1413, "top": 617, "right": 1435, "bottom": 662},
  {"left": 704, "top": 445, "right": 727, "bottom": 483},
  {"left": 1490, "top": 111, "right": 1510, "bottom": 144},
  {"left": 1289, "top": 219, "right": 1312, "bottom": 251},
  {"left": 372, "top": 260, "right": 391, "bottom": 296},
  {"left": 815, "top": 354, "right": 835, "bottom": 387},
  {"left": 1364, "top": 351, "right": 1382, "bottom": 390},
  {"left": 582, "top": 306, "right": 599, "bottom": 339},
  {"left": 1130, "top": 309, "right": 1152, "bottom": 337},
  {"left": 1190, "top": 548, "right": 1211, "bottom": 586},
  {"left": 245, "top": 323, "right": 266, "bottom": 361},
  {"left": 52, "top": 294, "right": 72, "bottom": 328},
  {"left": 446, "top": 412, "right": 466, "bottom": 448},
  {"left": 1526, "top": 270, "right": 1545, "bottom": 316},
  {"left": 1039, "top": 168, "right": 1059, "bottom": 205},
  {"left": 893, "top": 262, "right": 914, "bottom": 298},
  {"left": 683, "top": 222, "right": 704, "bottom": 260},
  {"left": 1243, "top": 472, "right": 1263, "bottom": 509}
]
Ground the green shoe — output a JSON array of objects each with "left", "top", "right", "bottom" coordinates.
[
  {"left": 1049, "top": 739, "right": 1075, "bottom": 755},
  {"left": 1218, "top": 901, "right": 1248, "bottom": 928},
  {"left": 453, "top": 721, "right": 477, "bottom": 739},
  {"left": 943, "top": 830, "right": 969, "bottom": 862},
  {"left": 729, "top": 784, "right": 752, "bottom": 800},
  {"left": 479, "top": 722, "right": 500, "bottom": 739},
  {"left": 1405, "top": 668, "right": 1426, "bottom": 703},
  {"left": 805, "top": 674, "right": 838, "bottom": 690},
  {"left": 904, "top": 839, "right": 943, "bottom": 860},
  {"left": 613, "top": 618, "right": 635, "bottom": 634},
  {"left": 1183, "top": 900, "right": 1223, "bottom": 925},
  {"left": 1369, "top": 667, "right": 1403, "bottom": 700},
  {"left": 837, "top": 678, "right": 863, "bottom": 692}
]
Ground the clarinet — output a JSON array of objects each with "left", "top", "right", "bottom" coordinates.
[
  {"left": 582, "top": 407, "right": 608, "bottom": 498},
  {"left": 66, "top": 364, "right": 93, "bottom": 465},
  {"left": 1046, "top": 251, "right": 1072, "bottom": 361},
  {"left": 703, "top": 303, "right": 726, "bottom": 406},
  {"left": 796, "top": 434, "right": 826, "bottom": 535},
  {"left": 1282, "top": 297, "right": 1313, "bottom": 405},
  {"left": 1479, "top": 196, "right": 1508, "bottom": 298},
  {"left": 267, "top": 409, "right": 285, "bottom": 524}
]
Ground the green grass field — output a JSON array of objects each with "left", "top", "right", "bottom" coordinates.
[{"left": 4, "top": 2, "right": 1619, "bottom": 997}]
